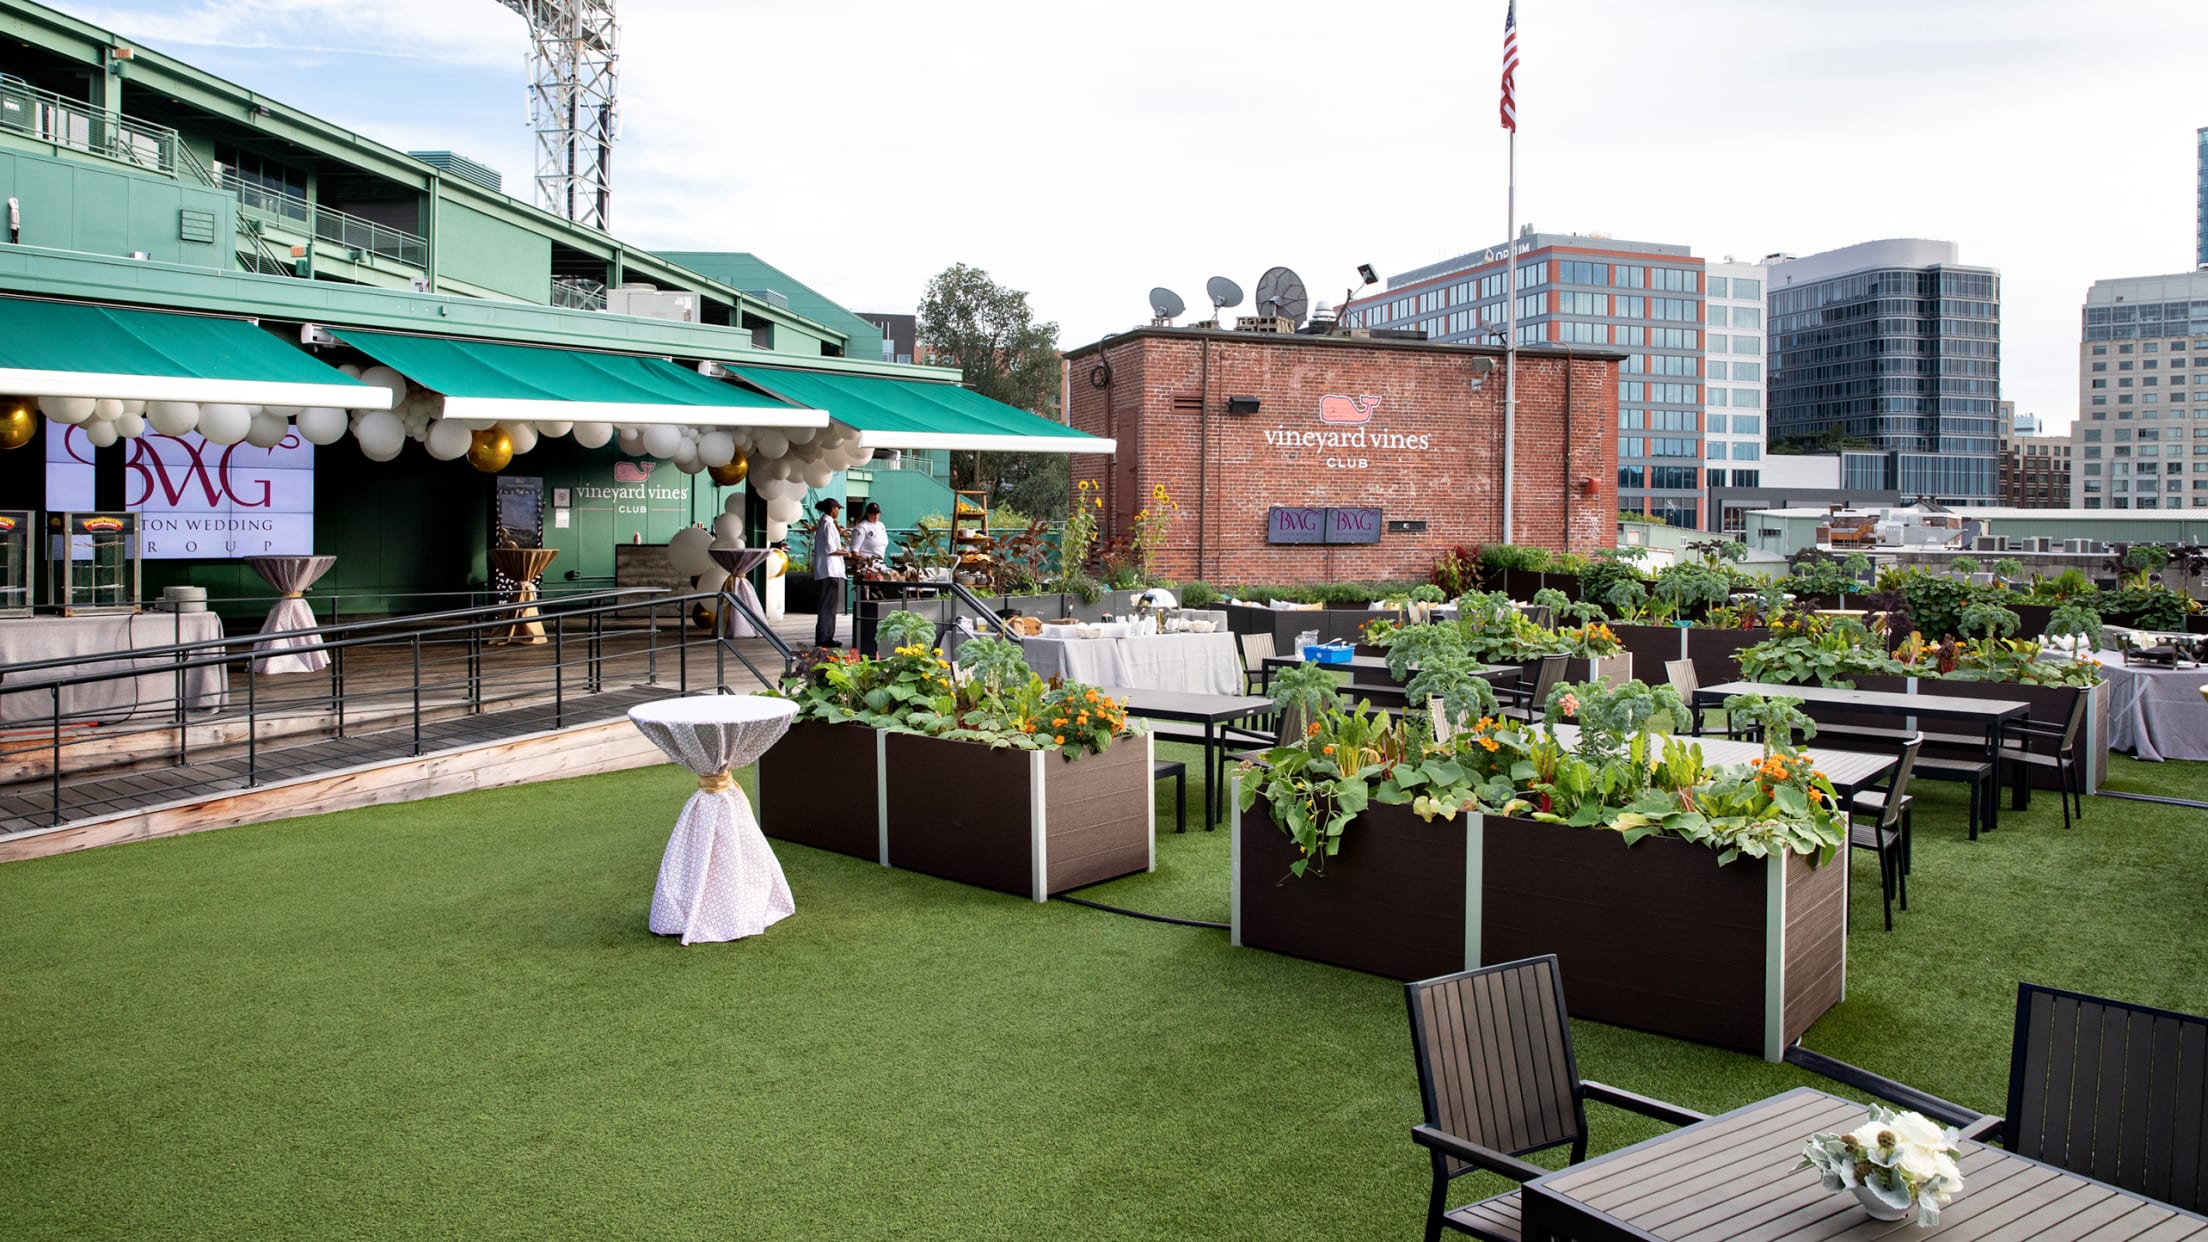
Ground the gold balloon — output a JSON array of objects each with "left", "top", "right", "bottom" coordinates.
[
  {"left": 706, "top": 449, "right": 749, "bottom": 487},
  {"left": 765, "top": 548, "right": 788, "bottom": 579},
  {"left": 466, "top": 427, "right": 513, "bottom": 473},
  {"left": 0, "top": 400, "right": 35, "bottom": 450}
]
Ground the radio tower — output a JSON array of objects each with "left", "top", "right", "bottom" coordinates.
[{"left": 495, "top": 0, "right": 619, "bottom": 231}]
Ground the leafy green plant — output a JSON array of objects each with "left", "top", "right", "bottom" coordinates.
[
  {"left": 1720, "top": 693, "right": 1819, "bottom": 752},
  {"left": 1737, "top": 629, "right": 1906, "bottom": 688},
  {"left": 1268, "top": 661, "right": 1342, "bottom": 740},
  {"left": 1479, "top": 544, "right": 1552, "bottom": 575},
  {"left": 1531, "top": 587, "right": 1572, "bottom": 616},
  {"left": 1992, "top": 558, "right": 2026, "bottom": 585},
  {"left": 1653, "top": 563, "right": 1731, "bottom": 619},
  {"left": 1403, "top": 652, "right": 1502, "bottom": 730},
  {"left": 1950, "top": 556, "right": 1980, "bottom": 578},
  {"left": 1408, "top": 584, "right": 1446, "bottom": 605},
  {"left": 877, "top": 610, "right": 937, "bottom": 653},
  {"left": 1176, "top": 580, "right": 1221, "bottom": 608},
  {"left": 2046, "top": 600, "right": 2103, "bottom": 644},
  {"left": 1956, "top": 601, "right": 2020, "bottom": 644},
  {"left": 1428, "top": 546, "right": 1480, "bottom": 598}
]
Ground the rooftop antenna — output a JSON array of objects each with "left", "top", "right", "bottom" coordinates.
[
  {"left": 1149, "top": 286, "right": 1186, "bottom": 327},
  {"left": 1206, "top": 275, "right": 1244, "bottom": 314},
  {"left": 495, "top": 0, "right": 619, "bottom": 232},
  {"left": 1254, "top": 266, "right": 1309, "bottom": 326}
]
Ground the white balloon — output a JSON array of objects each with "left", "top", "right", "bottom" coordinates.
[
  {"left": 672, "top": 439, "right": 700, "bottom": 467},
  {"left": 724, "top": 493, "right": 746, "bottom": 516},
  {"left": 39, "top": 396, "right": 96, "bottom": 425},
  {"left": 641, "top": 424, "right": 683, "bottom": 460},
  {"left": 850, "top": 446, "right": 876, "bottom": 465},
  {"left": 426, "top": 420, "right": 474, "bottom": 461},
  {"left": 358, "top": 365, "right": 409, "bottom": 407},
  {"left": 354, "top": 410, "right": 406, "bottom": 460},
  {"left": 445, "top": 416, "right": 494, "bottom": 432},
  {"left": 712, "top": 513, "right": 744, "bottom": 545},
  {"left": 91, "top": 398, "right": 124, "bottom": 422},
  {"left": 616, "top": 427, "right": 644, "bottom": 451},
  {"left": 296, "top": 407, "right": 348, "bottom": 445},
  {"left": 785, "top": 426, "right": 815, "bottom": 445},
  {"left": 536, "top": 420, "right": 573, "bottom": 438},
  {"left": 695, "top": 566, "right": 731, "bottom": 595},
  {"left": 336, "top": 363, "right": 363, "bottom": 379},
  {"left": 675, "top": 455, "right": 705, "bottom": 474},
  {"left": 120, "top": 400, "right": 146, "bottom": 416},
  {"left": 147, "top": 401, "right": 201, "bottom": 436},
  {"left": 803, "top": 462, "right": 834, "bottom": 489},
  {"left": 697, "top": 430, "right": 736, "bottom": 468},
  {"left": 767, "top": 498, "right": 802, "bottom": 524},
  {"left": 114, "top": 412, "right": 146, "bottom": 438},
  {"left": 667, "top": 526, "right": 715, "bottom": 576},
  {"left": 572, "top": 422, "right": 613, "bottom": 449},
  {"left": 754, "top": 430, "right": 788, "bottom": 459},
  {"left": 501, "top": 422, "right": 539, "bottom": 455},
  {"left": 82, "top": 419, "right": 119, "bottom": 448},
  {"left": 198, "top": 403, "right": 252, "bottom": 445},
  {"left": 263, "top": 405, "right": 303, "bottom": 419},
  {"left": 245, "top": 411, "right": 290, "bottom": 448}
]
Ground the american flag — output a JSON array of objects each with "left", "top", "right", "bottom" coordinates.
[{"left": 1500, "top": 0, "right": 1519, "bottom": 133}]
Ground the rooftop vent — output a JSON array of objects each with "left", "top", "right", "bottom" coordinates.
[
  {"left": 743, "top": 288, "right": 791, "bottom": 310},
  {"left": 408, "top": 151, "right": 502, "bottom": 194}
]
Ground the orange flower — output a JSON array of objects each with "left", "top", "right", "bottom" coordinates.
[
  {"left": 1808, "top": 788, "right": 1824, "bottom": 805},
  {"left": 1307, "top": 721, "right": 1322, "bottom": 737},
  {"left": 1322, "top": 744, "right": 1335, "bottom": 755},
  {"left": 1478, "top": 737, "right": 1501, "bottom": 752},
  {"left": 1085, "top": 689, "right": 1099, "bottom": 702},
  {"left": 1054, "top": 717, "right": 1068, "bottom": 726},
  {"left": 1054, "top": 735, "right": 1066, "bottom": 745}
]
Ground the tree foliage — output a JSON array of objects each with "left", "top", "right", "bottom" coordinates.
[{"left": 917, "top": 263, "right": 1067, "bottom": 517}]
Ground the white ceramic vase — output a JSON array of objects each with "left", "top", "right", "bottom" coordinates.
[{"left": 1852, "top": 1184, "right": 1912, "bottom": 1222}]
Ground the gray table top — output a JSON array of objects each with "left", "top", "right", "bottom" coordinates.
[
  {"left": 1260, "top": 654, "right": 1516, "bottom": 679},
  {"left": 1524, "top": 1087, "right": 2206, "bottom": 1242},
  {"left": 1546, "top": 724, "right": 1896, "bottom": 796},
  {"left": 1092, "top": 686, "right": 1274, "bottom": 724},
  {"left": 1698, "top": 681, "right": 2032, "bottom": 721}
]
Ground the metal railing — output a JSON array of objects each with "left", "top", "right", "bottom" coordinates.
[
  {"left": 0, "top": 586, "right": 796, "bottom": 833},
  {"left": 213, "top": 170, "right": 428, "bottom": 268},
  {"left": 0, "top": 79, "right": 177, "bottom": 175},
  {"left": 551, "top": 278, "right": 608, "bottom": 311}
]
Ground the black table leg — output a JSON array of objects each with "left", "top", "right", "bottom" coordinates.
[
  {"left": 1983, "top": 722, "right": 2001, "bottom": 835},
  {"left": 1204, "top": 720, "right": 1219, "bottom": 829}
]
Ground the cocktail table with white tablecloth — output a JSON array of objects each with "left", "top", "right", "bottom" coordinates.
[
  {"left": 245, "top": 554, "right": 335, "bottom": 675},
  {"left": 626, "top": 694, "right": 799, "bottom": 945},
  {"left": 1019, "top": 630, "right": 1242, "bottom": 695},
  {"left": 706, "top": 547, "right": 771, "bottom": 639}
]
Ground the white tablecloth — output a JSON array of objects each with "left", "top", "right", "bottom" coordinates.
[
  {"left": 627, "top": 695, "right": 798, "bottom": 945},
  {"left": 1118, "top": 631, "right": 1242, "bottom": 695},
  {"left": 246, "top": 555, "right": 335, "bottom": 675},
  {"left": 1019, "top": 634, "right": 1136, "bottom": 687},
  {"left": 2094, "top": 650, "right": 2208, "bottom": 762},
  {"left": 0, "top": 612, "right": 229, "bottom": 723}
]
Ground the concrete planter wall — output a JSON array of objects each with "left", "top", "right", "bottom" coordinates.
[
  {"left": 1231, "top": 792, "right": 1849, "bottom": 1060},
  {"left": 756, "top": 721, "right": 1156, "bottom": 900}
]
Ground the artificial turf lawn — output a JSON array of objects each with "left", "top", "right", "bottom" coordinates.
[{"left": 2, "top": 747, "right": 2204, "bottom": 1239}]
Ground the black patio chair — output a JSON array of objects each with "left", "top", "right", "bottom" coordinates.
[
  {"left": 1845, "top": 736, "right": 1919, "bottom": 932},
  {"left": 1999, "top": 689, "right": 2090, "bottom": 830},
  {"left": 1493, "top": 654, "right": 1567, "bottom": 725},
  {"left": 1406, "top": 955, "right": 1708, "bottom": 1242},
  {"left": 1153, "top": 759, "right": 1185, "bottom": 833},
  {"left": 1786, "top": 982, "right": 2208, "bottom": 1212}
]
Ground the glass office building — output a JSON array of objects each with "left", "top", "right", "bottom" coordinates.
[
  {"left": 2071, "top": 269, "right": 2208, "bottom": 510},
  {"left": 2197, "top": 127, "right": 2206, "bottom": 270},
  {"left": 1343, "top": 233, "right": 1709, "bottom": 526},
  {"left": 1766, "top": 240, "right": 2002, "bottom": 505}
]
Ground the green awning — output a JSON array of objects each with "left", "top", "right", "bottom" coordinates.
[
  {"left": 0, "top": 297, "right": 388, "bottom": 408},
  {"left": 338, "top": 330, "right": 827, "bottom": 428},
  {"left": 731, "top": 366, "right": 1115, "bottom": 454}
]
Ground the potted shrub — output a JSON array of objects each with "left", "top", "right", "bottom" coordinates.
[
  {"left": 1231, "top": 684, "right": 1850, "bottom": 1060},
  {"left": 757, "top": 617, "right": 1155, "bottom": 899}
]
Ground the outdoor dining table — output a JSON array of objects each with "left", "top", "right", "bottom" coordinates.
[
  {"left": 1022, "top": 630, "right": 1242, "bottom": 695},
  {"left": 244, "top": 554, "right": 335, "bottom": 675},
  {"left": 1256, "top": 653, "right": 1518, "bottom": 693},
  {"left": 1518, "top": 1086, "right": 2207, "bottom": 1242},
  {"left": 1093, "top": 685, "right": 1274, "bottom": 829},
  {"left": 1547, "top": 722, "right": 1898, "bottom": 803},
  {"left": 1694, "top": 681, "right": 2029, "bottom": 837},
  {"left": 626, "top": 694, "right": 798, "bottom": 945},
  {"left": 2088, "top": 650, "right": 2208, "bottom": 762}
]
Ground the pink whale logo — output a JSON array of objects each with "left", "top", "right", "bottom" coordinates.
[{"left": 1319, "top": 394, "right": 1382, "bottom": 425}]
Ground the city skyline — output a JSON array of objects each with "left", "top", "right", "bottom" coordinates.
[{"left": 69, "top": 0, "right": 2208, "bottom": 434}]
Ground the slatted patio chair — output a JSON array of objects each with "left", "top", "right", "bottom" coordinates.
[
  {"left": 1406, "top": 955, "right": 1708, "bottom": 1242},
  {"left": 1998, "top": 688, "right": 2091, "bottom": 831},
  {"left": 1237, "top": 632, "right": 1276, "bottom": 695},
  {"left": 1665, "top": 659, "right": 1744, "bottom": 737},
  {"left": 1845, "top": 736, "right": 1920, "bottom": 932},
  {"left": 1493, "top": 654, "right": 1567, "bottom": 725},
  {"left": 1786, "top": 982, "right": 2208, "bottom": 1212}
]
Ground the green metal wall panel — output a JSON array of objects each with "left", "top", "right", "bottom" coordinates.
[
  {"left": 432, "top": 197, "right": 551, "bottom": 304},
  {"left": 0, "top": 147, "right": 234, "bottom": 269}
]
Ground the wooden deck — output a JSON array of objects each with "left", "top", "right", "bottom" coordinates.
[{"left": 0, "top": 611, "right": 823, "bottom": 860}]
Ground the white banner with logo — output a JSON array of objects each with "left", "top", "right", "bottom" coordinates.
[{"left": 46, "top": 427, "right": 315, "bottom": 559}]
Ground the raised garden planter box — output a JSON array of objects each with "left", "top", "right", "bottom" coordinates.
[
  {"left": 1686, "top": 626, "right": 1769, "bottom": 688},
  {"left": 1611, "top": 623, "right": 1688, "bottom": 679},
  {"left": 1231, "top": 796, "right": 1848, "bottom": 1060},
  {"left": 1526, "top": 653, "right": 1633, "bottom": 689},
  {"left": 757, "top": 723, "right": 1156, "bottom": 900},
  {"left": 1225, "top": 603, "right": 1396, "bottom": 650}
]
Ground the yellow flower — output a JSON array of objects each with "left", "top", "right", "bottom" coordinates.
[
  {"left": 1054, "top": 735, "right": 1065, "bottom": 745},
  {"left": 1478, "top": 737, "right": 1500, "bottom": 752}
]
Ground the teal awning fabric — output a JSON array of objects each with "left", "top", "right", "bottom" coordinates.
[
  {"left": 338, "top": 330, "right": 826, "bottom": 427},
  {"left": 0, "top": 297, "right": 388, "bottom": 408},
  {"left": 731, "top": 366, "right": 1114, "bottom": 454}
]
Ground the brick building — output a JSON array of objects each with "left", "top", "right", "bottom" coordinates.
[{"left": 1060, "top": 328, "right": 1621, "bottom": 585}]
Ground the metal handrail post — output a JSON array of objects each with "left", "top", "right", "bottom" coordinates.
[
  {"left": 553, "top": 613, "right": 565, "bottom": 728},
  {"left": 410, "top": 634, "right": 422, "bottom": 757},
  {"left": 333, "top": 644, "right": 347, "bottom": 737},
  {"left": 647, "top": 599, "right": 659, "bottom": 684},
  {"left": 49, "top": 687, "right": 63, "bottom": 827},
  {"left": 245, "top": 653, "right": 257, "bottom": 786},
  {"left": 468, "top": 623, "right": 483, "bottom": 715},
  {"left": 679, "top": 618, "right": 688, "bottom": 693},
  {"left": 590, "top": 610, "right": 604, "bottom": 693}
]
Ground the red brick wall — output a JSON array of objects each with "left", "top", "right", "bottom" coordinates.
[{"left": 1064, "top": 331, "right": 1617, "bottom": 585}]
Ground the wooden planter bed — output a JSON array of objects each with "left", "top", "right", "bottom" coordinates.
[
  {"left": 756, "top": 723, "right": 1157, "bottom": 900},
  {"left": 1232, "top": 795, "right": 1848, "bottom": 1060}
]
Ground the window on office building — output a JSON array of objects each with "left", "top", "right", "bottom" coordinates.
[
  {"left": 1731, "top": 278, "right": 1760, "bottom": 298},
  {"left": 1733, "top": 335, "right": 1761, "bottom": 354}
]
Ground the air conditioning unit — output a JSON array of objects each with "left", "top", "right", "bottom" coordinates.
[
  {"left": 605, "top": 285, "right": 699, "bottom": 324},
  {"left": 1972, "top": 536, "right": 2005, "bottom": 552},
  {"left": 2063, "top": 538, "right": 2096, "bottom": 554},
  {"left": 2022, "top": 536, "right": 2051, "bottom": 553}
]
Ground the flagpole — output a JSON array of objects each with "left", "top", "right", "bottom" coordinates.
[{"left": 1502, "top": 126, "right": 1517, "bottom": 546}]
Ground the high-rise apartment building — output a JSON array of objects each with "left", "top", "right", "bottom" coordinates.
[
  {"left": 1342, "top": 233, "right": 1707, "bottom": 526},
  {"left": 1996, "top": 403, "right": 2070, "bottom": 508},
  {"left": 1702, "top": 259, "right": 1769, "bottom": 515},
  {"left": 2070, "top": 269, "right": 2208, "bottom": 509},
  {"left": 1766, "top": 240, "right": 2002, "bottom": 505}
]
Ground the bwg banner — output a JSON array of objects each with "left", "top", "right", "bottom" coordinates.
[{"left": 45, "top": 427, "right": 315, "bottom": 558}]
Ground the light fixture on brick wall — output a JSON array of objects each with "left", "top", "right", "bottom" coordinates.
[{"left": 1226, "top": 396, "right": 1260, "bottom": 415}]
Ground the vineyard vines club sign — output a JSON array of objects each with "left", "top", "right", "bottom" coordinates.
[{"left": 1259, "top": 393, "right": 1432, "bottom": 470}]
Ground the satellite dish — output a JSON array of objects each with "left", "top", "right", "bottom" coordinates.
[
  {"left": 1206, "top": 276, "right": 1244, "bottom": 311},
  {"left": 1255, "top": 266, "right": 1309, "bottom": 326},
  {"left": 1149, "top": 287, "right": 1186, "bottom": 321}
]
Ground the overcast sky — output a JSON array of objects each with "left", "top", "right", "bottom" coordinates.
[{"left": 76, "top": 0, "right": 2208, "bottom": 432}]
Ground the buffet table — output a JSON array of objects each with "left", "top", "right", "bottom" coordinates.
[
  {"left": 1019, "top": 630, "right": 1241, "bottom": 695},
  {"left": 0, "top": 612, "right": 229, "bottom": 724},
  {"left": 2095, "top": 649, "right": 2208, "bottom": 761}
]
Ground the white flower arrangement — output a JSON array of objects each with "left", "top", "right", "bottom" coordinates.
[{"left": 1799, "top": 1105, "right": 1966, "bottom": 1226}]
